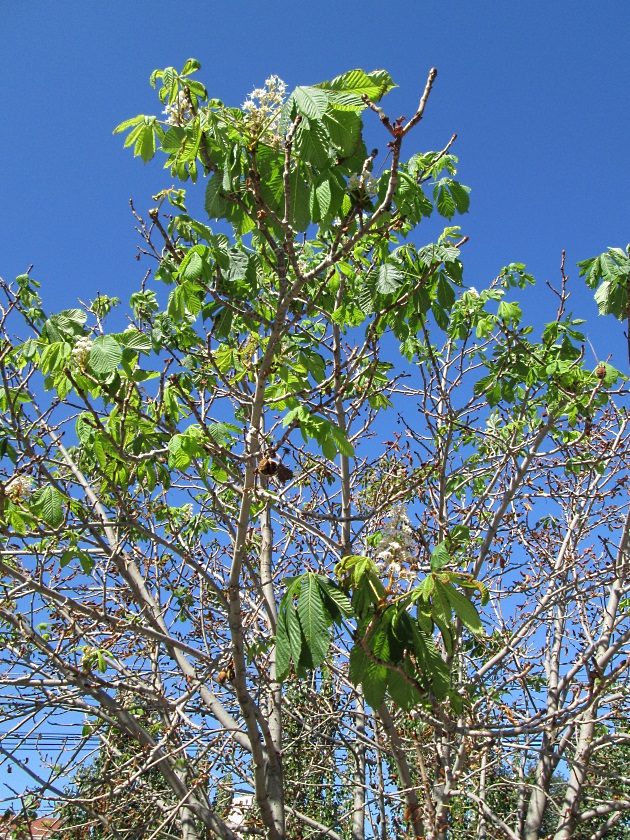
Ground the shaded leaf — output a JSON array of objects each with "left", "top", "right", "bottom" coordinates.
[
  {"left": 297, "top": 573, "right": 330, "bottom": 668},
  {"left": 316, "top": 576, "right": 353, "bottom": 619},
  {"left": 442, "top": 583, "right": 484, "bottom": 635},
  {"left": 431, "top": 543, "right": 450, "bottom": 571},
  {"left": 388, "top": 668, "right": 421, "bottom": 710},
  {"left": 363, "top": 659, "right": 388, "bottom": 709}
]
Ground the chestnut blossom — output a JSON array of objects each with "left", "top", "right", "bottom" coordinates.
[
  {"left": 373, "top": 505, "right": 418, "bottom": 588},
  {"left": 348, "top": 172, "right": 379, "bottom": 198},
  {"left": 71, "top": 336, "right": 93, "bottom": 371},
  {"left": 241, "top": 75, "right": 287, "bottom": 144},
  {"left": 5, "top": 474, "right": 32, "bottom": 502},
  {"left": 162, "top": 90, "right": 191, "bottom": 126}
]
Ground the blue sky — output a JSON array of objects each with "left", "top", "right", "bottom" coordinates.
[{"left": 2, "top": 1, "right": 629, "bottom": 364}]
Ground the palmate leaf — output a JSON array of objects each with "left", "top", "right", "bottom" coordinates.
[
  {"left": 180, "top": 249, "right": 205, "bottom": 282},
  {"left": 181, "top": 58, "right": 201, "bottom": 76},
  {"left": 330, "top": 425, "right": 354, "bottom": 457},
  {"left": 162, "top": 126, "right": 186, "bottom": 153},
  {"left": 579, "top": 247, "right": 630, "bottom": 322},
  {"left": 410, "top": 624, "right": 450, "bottom": 698},
  {"left": 433, "top": 178, "right": 470, "bottom": 219},
  {"left": 135, "top": 122, "right": 158, "bottom": 164},
  {"left": 205, "top": 173, "right": 231, "bottom": 220},
  {"left": 60, "top": 550, "right": 95, "bottom": 575},
  {"left": 42, "top": 309, "right": 87, "bottom": 342},
  {"left": 288, "top": 167, "right": 311, "bottom": 232},
  {"left": 593, "top": 279, "right": 627, "bottom": 320},
  {"left": 113, "top": 114, "right": 145, "bottom": 134}
]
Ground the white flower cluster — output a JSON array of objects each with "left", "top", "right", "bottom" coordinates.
[
  {"left": 163, "top": 91, "right": 191, "bottom": 126},
  {"left": 375, "top": 505, "right": 418, "bottom": 585},
  {"left": 71, "top": 336, "right": 93, "bottom": 371},
  {"left": 241, "top": 76, "right": 287, "bottom": 143},
  {"left": 227, "top": 794, "right": 254, "bottom": 829},
  {"left": 5, "top": 474, "right": 32, "bottom": 502},
  {"left": 348, "top": 172, "right": 379, "bottom": 199}
]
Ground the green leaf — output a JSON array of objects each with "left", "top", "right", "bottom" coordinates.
[
  {"left": 349, "top": 644, "right": 369, "bottom": 686},
  {"left": 297, "top": 573, "right": 330, "bottom": 668},
  {"left": 275, "top": 610, "right": 291, "bottom": 680},
  {"left": 181, "top": 250, "right": 205, "bottom": 281},
  {"left": 376, "top": 263, "right": 404, "bottom": 294},
  {"left": 205, "top": 173, "right": 230, "bottom": 219},
  {"left": 113, "top": 114, "right": 145, "bottom": 134},
  {"left": 278, "top": 576, "right": 304, "bottom": 671},
  {"left": 162, "top": 126, "right": 187, "bottom": 153},
  {"left": 42, "top": 309, "right": 87, "bottom": 342},
  {"left": 288, "top": 166, "right": 311, "bottom": 232},
  {"left": 330, "top": 425, "right": 354, "bottom": 457},
  {"left": 323, "top": 109, "right": 361, "bottom": 155},
  {"left": 597, "top": 281, "right": 615, "bottom": 318},
  {"left": 388, "top": 668, "right": 421, "bottom": 710},
  {"left": 434, "top": 180, "right": 455, "bottom": 219},
  {"left": 295, "top": 120, "right": 332, "bottom": 169},
  {"left": 293, "top": 86, "right": 329, "bottom": 119},
  {"left": 168, "top": 281, "right": 203, "bottom": 320},
  {"left": 363, "top": 659, "right": 388, "bottom": 709},
  {"left": 60, "top": 550, "right": 94, "bottom": 575},
  {"left": 181, "top": 58, "right": 201, "bottom": 75},
  {"left": 310, "top": 174, "right": 332, "bottom": 223},
  {"left": 367, "top": 613, "right": 393, "bottom": 662},
  {"left": 594, "top": 361, "right": 621, "bottom": 387},
  {"left": 317, "top": 68, "right": 397, "bottom": 104},
  {"left": 316, "top": 576, "right": 353, "bottom": 619},
  {"left": 135, "top": 122, "right": 157, "bottom": 163},
  {"left": 321, "top": 435, "right": 337, "bottom": 461},
  {"left": 446, "top": 180, "right": 470, "bottom": 214},
  {"left": 30, "top": 486, "right": 64, "bottom": 529},
  {"left": 89, "top": 336, "right": 122, "bottom": 378},
  {"left": 115, "top": 329, "right": 152, "bottom": 355},
  {"left": 410, "top": 625, "right": 450, "bottom": 697},
  {"left": 78, "top": 553, "right": 95, "bottom": 575},
  {"left": 168, "top": 434, "right": 195, "bottom": 470},
  {"left": 434, "top": 178, "right": 470, "bottom": 219},
  {"left": 92, "top": 437, "right": 108, "bottom": 470},
  {"left": 431, "top": 543, "right": 451, "bottom": 571},
  {"left": 436, "top": 273, "right": 456, "bottom": 309},
  {"left": 441, "top": 583, "right": 484, "bottom": 635},
  {"left": 227, "top": 249, "right": 250, "bottom": 283}
]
